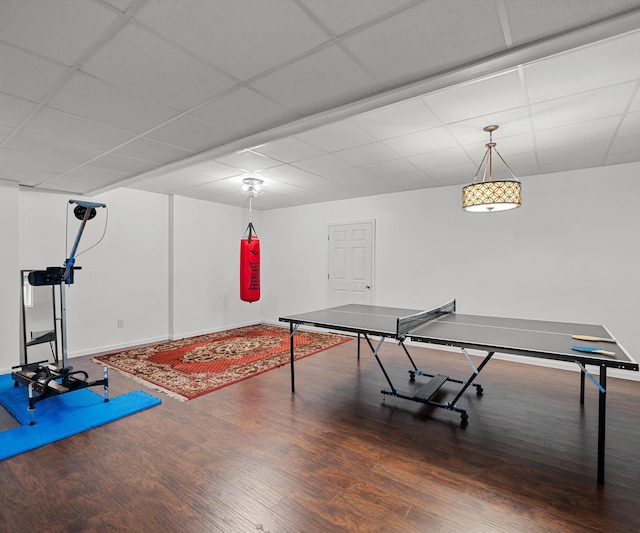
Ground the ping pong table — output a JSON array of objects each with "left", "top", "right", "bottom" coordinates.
[{"left": 279, "top": 300, "right": 638, "bottom": 485}]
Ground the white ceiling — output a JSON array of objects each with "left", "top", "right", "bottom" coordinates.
[{"left": 2, "top": 0, "right": 640, "bottom": 210}]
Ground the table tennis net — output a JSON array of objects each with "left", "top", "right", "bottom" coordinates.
[{"left": 396, "top": 299, "right": 456, "bottom": 338}]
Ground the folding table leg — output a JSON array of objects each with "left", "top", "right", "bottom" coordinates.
[
  {"left": 576, "top": 361, "right": 607, "bottom": 485},
  {"left": 597, "top": 365, "right": 607, "bottom": 485},
  {"left": 288, "top": 323, "right": 300, "bottom": 393}
]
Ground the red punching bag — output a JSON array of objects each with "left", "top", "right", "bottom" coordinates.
[{"left": 240, "top": 222, "right": 260, "bottom": 302}]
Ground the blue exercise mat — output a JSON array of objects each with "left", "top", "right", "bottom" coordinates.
[{"left": 0, "top": 373, "right": 161, "bottom": 460}]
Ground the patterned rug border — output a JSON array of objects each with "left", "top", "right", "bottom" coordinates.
[{"left": 93, "top": 324, "right": 352, "bottom": 401}]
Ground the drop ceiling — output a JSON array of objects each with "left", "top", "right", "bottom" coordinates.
[{"left": 2, "top": 0, "right": 640, "bottom": 210}]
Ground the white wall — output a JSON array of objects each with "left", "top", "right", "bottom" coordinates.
[
  {"left": 17, "top": 188, "right": 170, "bottom": 365},
  {"left": 170, "top": 195, "right": 261, "bottom": 338},
  {"left": 4, "top": 187, "right": 262, "bottom": 374},
  {"left": 261, "top": 162, "right": 640, "bottom": 378},
  {"left": 6, "top": 162, "right": 639, "bottom": 381},
  {"left": 0, "top": 182, "right": 20, "bottom": 372}
]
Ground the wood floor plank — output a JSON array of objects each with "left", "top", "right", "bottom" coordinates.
[{"left": 1, "top": 339, "right": 639, "bottom": 532}]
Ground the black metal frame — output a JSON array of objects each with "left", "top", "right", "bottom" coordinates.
[
  {"left": 20, "top": 269, "right": 60, "bottom": 366},
  {"left": 11, "top": 199, "right": 109, "bottom": 424},
  {"left": 284, "top": 314, "right": 637, "bottom": 485},
  {"left": 408, "top": 333, "right": 633, "bottom": 486},
  {"left": 11, "top": 364, "right": 109, "bottom": 425}
]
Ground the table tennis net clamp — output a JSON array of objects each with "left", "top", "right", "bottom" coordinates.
[{"left": 374, "top": 300, "right": 487, "bottom": 423}]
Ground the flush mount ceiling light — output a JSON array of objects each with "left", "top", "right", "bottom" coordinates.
[
  {"left": 462, "top": 125, "right": 521, "bottom": 212},
  {"left": 241, "top": 176, "right": 264, "bottom": 197}
]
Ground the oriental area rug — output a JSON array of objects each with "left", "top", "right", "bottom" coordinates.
[{"left": 93, "top": 324, "right": 351, "bottom": 401}]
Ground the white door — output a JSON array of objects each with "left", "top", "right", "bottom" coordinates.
[{"left": 328, "top": 221, "right": 374, "bottom": 306}]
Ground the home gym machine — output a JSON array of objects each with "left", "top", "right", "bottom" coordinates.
[{"left": 12, "top": 199, "right": 110, "bottom": 424}]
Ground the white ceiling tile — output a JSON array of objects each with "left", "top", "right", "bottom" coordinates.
[
  {"left": 536, "top": 116, "right": 622, "bottom": 150},
  {"left": 216, "top": 150, "right": 282, "bottom": 172},
  {"left": 617, "top": 110, "right": 640, "bottom": 136},
  {"left": 424, "top": 70, "right": 526, "bottom": 124},
  {"left": 189, "top": 87, "right": 300, "bottom": 139},
  {"left": 113, "top": 137, "right": 194, "bottom": 164},
  {"left": 48, "top": 72, "right": 177, "bottom": 134},
  {"left": 0, "top": 45, "right": 68, "bottom": 102},
  {"left": 38, "top": 174, "right": 114, "bottom": 194},
  {"left": 630, "top": 88, "right": 640, "bottom": 112},
  {"left": 135, "top": 0, "right": 329, "bottom": 80},
  {"left": 344, "top": 178, "right": 396, "bottom": 195},
  {"left": 250, "top": 178, "right": 302, "bottom": 195},
  {"left": 538, "top": 157, "right": 604, "bottom": 174},
  {"left": 381, "top": 170, "right": 436, "bottom": 189},
  {"left": 251, "top": 137, "right": 325, "bottom": 163},
  {"left": 334, "top": 142, "right": 399, "bottom": 166},
  {"left": 298, "top": 0, "right": 415, "bottom": 35},
  {"left": 182, "top": 177, "right": 246, "bottom": 196},
  {"left": 82, "top": 23, "right": 236, "bottom": 111},
  {"left": 605, "top": 151, "right": 640, "bottom": 165},
  {"left": 491, "top": 151, "right": 539, "bottom": 175},
  {"left": 131, "top": 170, "right": 218, "bottom": 194},
  {"left": 0, "top": 148, "right": 78, "bottom": 175},
  {"left": 523, "top": 31, "right": 640, "bottom": 103},
  {"left": 538, "top": 141, "right": 608, "bottom": 166},
  {"left": 461, "top": 132, "right": 536, "bottom": 163},
  {"left": 259, "top": 165, "right": 324, "bottom": 185},
  {"left": 291, "top": 154, "right": 353, "bottom": 176},
  {"left": 350, "top": 98, "right": 441, "bottom": 140},
  {"left": 382, "top": 127, "right": 459, "bottom": 158},
  {"left": 342, "top": 0, "right": 506, "bottom": 86},
  {"left": 250, "top": 44, "right": 378, "bottom": 115},
  {"left": 504, "top": 0, "right": 640, "bottom": 46},
  {"left": 0, "top": 125, "right": 12, "bottom": 144},
  {"left": 0, "top": 174, "right": 35, "bottom": 186},
  {"left": 6, "top": 131, "right": 103, "bottom": 163},
  {"left": 3, "top": 1, "right": 640, "bottom": 209},
  {"left": 0, "top": 0, "right": 119, "bottom": 65},
  {"left": 104, "top": 0, "right": 136, "bottom": 11},
  {"left": 609, "top": 133, "right": 640, "bottom": 154},
  {"left": 66, "top": 165, "right": 128, "bottom": 182},
  {"left": 445, "top": 109, "right": 532, "bottom": 146},
  {"left": 187, "top": 160, "right": 242, "bottom": 179},
  {"left": 408, "top": 146, "right": 472, "bottom": 171},
  {"left": 456, "top": 149, "right": 536, "bottom": 181},
  {"left": 275, "top": 191, "right": 322, "bottom": 203},
  {"left": 513, "top": 165, "right": 541, "bottom": 178},
  {"left": 326, "top": 166, "right": 379, "bottom": 187},
  {"left": 310, "top": 185, "right": 361, "bottom": 199},
  {"left": 295, "top": 121, "right": 376, "bottom": 152},
  {"left": 90, "top": 153, "right": 158, "bottom": 174},
  {"left": 4, "top": 167, "right": 60, "bottom": 183},
  {"left": 531, "top": 83, "right": 635, "bottom": 130},
  {"left": 25, "top": 107, "right": 135, "bottom": 150},
  {"left": 427, "top": 162, "right": 478, "bottom": 186},
  {"left": 145, "top": 116, "right": 230, "bottom": 152},
  {"left": 360, "top": 158, "right": 420, "bottom": 178},
  {"left": 0, "top": 93, "right": 37, "bottom": 128}
]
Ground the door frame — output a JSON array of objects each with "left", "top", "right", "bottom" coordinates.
[{"left": 326, "top": 219, "right": 376, "bottom": 307}]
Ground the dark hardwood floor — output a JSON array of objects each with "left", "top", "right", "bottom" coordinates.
[{"left": 1, "top": 337, "right": 639, "bottom": 532}]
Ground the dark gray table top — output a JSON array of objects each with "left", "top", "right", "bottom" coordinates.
[{"left": 280, "top": 303, "right": 638, "bottom": 371}]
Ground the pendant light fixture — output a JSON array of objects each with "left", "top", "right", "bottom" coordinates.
[{"left": 462, "top": 125, "right": 521, "bottom": 212}]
